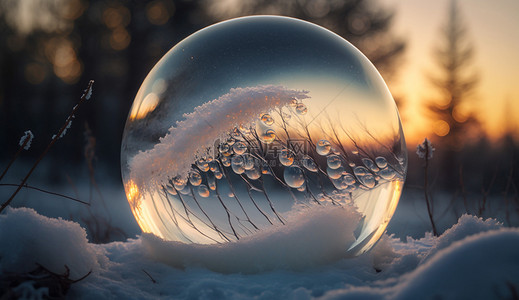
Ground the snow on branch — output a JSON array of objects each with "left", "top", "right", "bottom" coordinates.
[
  {"left": 129, "top": 85, "right": 309, "bottom": 188},
  {"left": 416, "top": 138, "right": 435, "bottom": 160},
  {"left": 18, "top": 130, "right": 34, "bottom": 150}
]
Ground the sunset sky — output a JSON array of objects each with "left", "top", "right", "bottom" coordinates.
[{"left": 379, "top": 0, "right": 519, "bottom": 144}]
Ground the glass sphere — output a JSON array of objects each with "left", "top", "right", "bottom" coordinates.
[{"left": 121, "top": 16, "right": 407, "bottom": 256}]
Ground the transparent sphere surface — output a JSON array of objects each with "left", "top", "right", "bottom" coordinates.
[{"left": 121, "top": 16, "right": 407, "bottom": 256}]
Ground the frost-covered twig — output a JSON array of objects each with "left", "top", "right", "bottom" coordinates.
[
  {"left": 0, "top": 131, "right": 34, "bottom": 182},
  {"left": 0, "top": 80, "right": 94, "bottom": 213},
  {"left": 417, "top": 138, "right": 438, "bottom": 236}
]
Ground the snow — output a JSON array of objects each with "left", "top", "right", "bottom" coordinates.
[
  {"left": 129, "top": 85, "right": 309, "bottom": 190},
  {"left": 416, "top": 137, "right": 434, "bottom": 160},
  {"left": 18, "top": 130, "right": 34, "bottom": 150},
  {"left": 1, "top": 207, "right": 518, "bottom": 299}
]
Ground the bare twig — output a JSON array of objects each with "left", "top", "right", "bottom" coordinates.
[
  {"left": 0, "top": 183, "right": 89, "bottom": 206},
  {"left": 1, "top": 80, "right": 94, "bottom": 213}
]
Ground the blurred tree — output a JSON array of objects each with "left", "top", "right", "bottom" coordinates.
[
  {"left": 425, "top": 0, "right": 481, "bottom": 190},
  {"left": 426, "top": 0, "right": 480, "bottom": 149}
]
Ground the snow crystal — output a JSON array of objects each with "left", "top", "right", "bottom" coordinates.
[
  {"left": 416, "top": 137, "right": 434, "bottom": 160},
  {"left": 83, "top": 83, "right": 93, "bottom": 100},
  {"left": 129, "top": 85, "right": 309, "bottom": 189},
  {"left": 18, "top": 130, "right": 34, "bottom": 150}
]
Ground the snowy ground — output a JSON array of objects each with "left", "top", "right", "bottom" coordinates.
[{"left": 1, "top": 203, "right": 519, "bottom": 299}]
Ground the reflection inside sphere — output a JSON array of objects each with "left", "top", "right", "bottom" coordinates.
[{"left": 121, "top": 16, "right": 407, "bottom": 256}]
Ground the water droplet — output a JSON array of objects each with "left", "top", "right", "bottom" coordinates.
[
  {"left": 354, "top": 166, "right": 375, "bottom": 188},
  {"left": 302, "top": 155, "right": 318, "bottom": 172},
  {"left": 209, "top": 161, "right": 219, "bottom": 172},
  {"left": 331, "top": 176, "right": 348, "bottom": 190},
  {"left": 296, "top": 103, "right": 307, "bottom": 115},
  {"left": 289, "top": 98, "right": 298, "bottom": 107},
  {"left": 349, "top": 162, "right": 356, "bottom": 167},
  {"left": 245, "top": 167, "right": 261, "bottom": 180},
  {"left": 327, "top": 165, "right": 344, "bottom": 179},
  {"left": 172, "top": 176, "right": 187, "bottom": 190},
  {"left": 354, "top": 166, "right": 369, "bottom": 178},
  {"left": 188, "top": 170, "right": 202, "bottom": 186},
  {"left": 242, "top": 153, "right": 255, "bottom": 170},
  {"left": 207, "top": 173, "right": 216, "bottom": 190},
  {"left": 261, "top": 162, "right": 271, "bottom": 174},
  {"left": 219, "top": 143, "right": 231, "bottom": 155},
  {"left": 231, "top": 155, "right": 245, "bottom": 174},
  {"left": 362, "top": 158, "right": 379, "bottom": 172},
  {"left": 375, "top": 156, "right": 388, "bottom": 169},
  {"left": 197, "top": 184, "right": 210, "bottom": 197},
  {"left": 379, "top": 167, "right": 396, "bottom": 180},
  {"left": 284, "top": 165, "right": 305, "bottom": 188},
  {"left": 227, "top": 192, "right": 234, "bottom": 198},
  {"left": 220, "top": 156, "right": 231, "bottom": 167},
  {"left": 196, "top": 158, "right": 209, "bottom": 172},
  {"left": 233, "top": 141, "right": 247, "bottom": 155},
  {"left": 259, "top": 129, "right": 276, "bottom": 144},
  {"left": 327, "top": 154, "right": 342, "bottom": 169},
  {"left": 226, "top": 137, "right": 235, "bottom": 146},
  {"left": 260, "top": 113, "right": 274, "bottom": 125},
  {"left": 206, "top": 156, "right": 214, "bottom": 163},
  {"left": 297, "top": 185, "right": 306, "bottom": 192},
  {"left": 351, "top": 149, "right": 359, "bottom": 155},
  {"left": 178, "top": 185, "right": 191, "bottom": 195},
  {"left": 214, "top": 169, "right": 223, "bottom": 179},
  {"left": 279, "top": 148, "right": 295, "bottom": 166},
  {"left": 342, "top": 173, "right": 356, "bottom": 185},
  {"left": 346, "top": 185, "right": 357, "bottom": 192},
  {"left": 165, "top": 183, "right": 177, "bottom": 195},
  {"left": 316, "top": 139, "right": 331, "bottom": 156}
]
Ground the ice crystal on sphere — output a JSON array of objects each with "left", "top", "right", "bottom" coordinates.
[{"left": 121, "top": 16, "right": 407, "bottom": 256}]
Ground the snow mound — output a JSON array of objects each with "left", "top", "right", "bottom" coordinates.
[
  {"left": 423, "top": 213, "right": 502, "bottom": 260},
  {"left": 142, "top": 205, "right": 362, "bottom": 273},
  {"left": 0, "top": 207, "right": 105, "bottom": 279},
  {"left": 393, "top": 228, "right": 519, "bottom": 300},
  {"left": 129, "top": 85, "right": 309, "bottom": 189},
  {"left": 2, "top": 208, "right": 518, "bottom": 299}
]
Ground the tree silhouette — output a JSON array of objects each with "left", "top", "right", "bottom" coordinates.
[
  {"left": 427, "top": 0, "right": 479, "bottom": 149},
  {"left": 426, "top": 0, "right": 481, "bottom": 190}
]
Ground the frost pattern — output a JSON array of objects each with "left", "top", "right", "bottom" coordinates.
[
  {"left": 19, "top": 130, "right": 34, "bottom": 150},
  {"left": 416, "top": 138, "right": 435, "bottom": 160},
  {"left": 129, "top": 85, "right": 309, "bottom": 188}
]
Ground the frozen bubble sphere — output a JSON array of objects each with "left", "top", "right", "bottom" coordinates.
[{"left": 121, "top": 16, "right": 407, "bottom": 256}]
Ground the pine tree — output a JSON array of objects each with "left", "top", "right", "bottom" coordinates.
[{"left": 427, "top": 0, "right": 479, "bottom": 150}]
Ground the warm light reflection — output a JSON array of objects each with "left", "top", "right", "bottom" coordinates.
[
  {"left": 125, "top": 180, "right": 141, "bottom": 209},
  {"left": 146, "top": 0, "right": 173, "bottom": 25},
  {"left": 433, "top": 119, "right": 450, "bottom": 137},
  {"left": 102, "top": 5, "right": 130, "bottom": 29},
  {"left": 452, "top": 105, "right": 469, "bottom": 123},
  {"left": 110, "top": 27, "right": 131, "bottom": 51},
  {"left": 130, "top": 93, "right": 160, "bottom": 120}
]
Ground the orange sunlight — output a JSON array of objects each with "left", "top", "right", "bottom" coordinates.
[{"left": 380, "top": 0, "right": 519, "bottom": 145}]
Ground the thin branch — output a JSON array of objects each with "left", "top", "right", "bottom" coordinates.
[
  {"left": 1, "top": 80, "right": 94, "bottom": 213},
  {"left": 0, "top": 183, "right": 89, "bottom": 206}
]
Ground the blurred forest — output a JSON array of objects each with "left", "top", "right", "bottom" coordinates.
[
  {"left": 0, "top": 0, "right": 404, "bottom": 180},
  {"left": 0, "top": 0, "right": 517, "bottom": 222}
]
